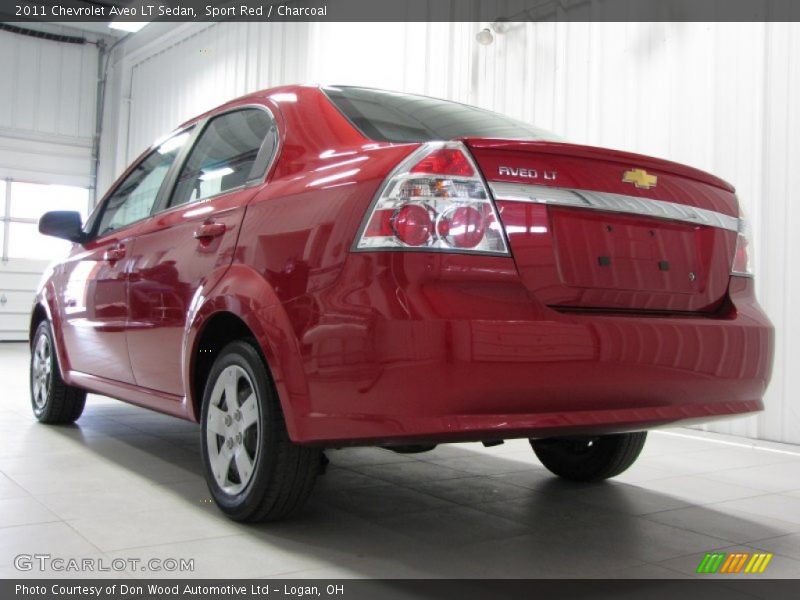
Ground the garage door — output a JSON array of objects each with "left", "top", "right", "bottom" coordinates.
[
  {"left": 0, "top": 258, "right": 50, "bottom": 341},
  {"left": 1, "top": 179, "right": 90, "bottom": 341}
]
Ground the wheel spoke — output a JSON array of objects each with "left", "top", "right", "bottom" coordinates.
[
  {"left": 234, "top": 447, "right": 254, "bottom": 484},
  {"left": 225, "top": 373, "right": 238, "bottom": 409},
  {"left": 240, "top": 393, "right": 258, "bottom": 429},
  {"left": 206, "top": 404, "right": 228, "bottom": 436},
  {"left": 209, "top": 444, "right": 233, "bottom": 486}
]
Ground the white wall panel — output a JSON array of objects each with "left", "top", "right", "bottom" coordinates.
[
  {"left": 120, "top": 22, "right": 312, "bottom": 169},
  {"left": 759, "top": 22, "right": 800, "bottom": 445},
  {"left": 471, "top": 21, "right": 797, "bottom": 443},
  {"left": 102, "top": 21, "right": 800, "bottom": 444},
  {"left": 109, "top": 21, "right": 481, "bottom": 176}
]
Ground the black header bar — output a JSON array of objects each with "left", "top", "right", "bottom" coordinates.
[
  {"left": 4, "top": 579, "right": 800, "bottom": 600},
  {"left": 2, "top": 0, "right": 800, "bottom": 24}
]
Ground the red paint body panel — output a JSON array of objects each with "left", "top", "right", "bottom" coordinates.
[
  {"left": 126, "top": 187, "right": 252, "bottom": 396},
  {"left": 464, "top": 139, "right": 736, "bottom": 197},
  {"left": 33, "top": 85, "right": 774, "bottom": 446},
  {"left": 496, "top": 202, "right": 736, "bottom": 312},
  {"left": 267, "top": 253, "right": 772, "bottom": 445},
  {"left": 467, "top": 140, "right": 741, "bottom": 312},
  {"left": 56, "top": 232, "right": 138, "bottom": 384}
]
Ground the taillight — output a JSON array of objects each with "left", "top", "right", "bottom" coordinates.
[
  {"left": 730, "top": 203, "right": 754, "bottom": 276},
  {"left": 731, "top": 225, "right": 754, "bottom": 277},
  {"left": 354, "top": 142, "right": 509, "bottom": 255}
]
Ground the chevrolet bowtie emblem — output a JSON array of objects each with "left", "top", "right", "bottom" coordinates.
[{"left": 623, "top": 168, "right": 658, "bottom": 189}]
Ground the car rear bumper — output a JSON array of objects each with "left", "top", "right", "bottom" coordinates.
[{"left": 291, "top": 255, "right": 773, "bottom": 446}]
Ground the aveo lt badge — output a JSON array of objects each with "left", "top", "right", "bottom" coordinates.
[{"left": 498, "top": 166, "right": 557, "bottom": 180}]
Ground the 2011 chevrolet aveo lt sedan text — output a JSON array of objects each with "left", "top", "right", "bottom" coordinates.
[{"left": 30, "top": 85, "right": 774, "bottom": 521}]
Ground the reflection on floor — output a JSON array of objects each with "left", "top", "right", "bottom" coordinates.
[{"left": 2, "top": 342, "right": 800, "bottom": 579}]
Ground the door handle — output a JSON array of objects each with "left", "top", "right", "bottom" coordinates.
[
  {"left": 193, "top": 222, "right": 227, "bottom": 240},
  {"left": 103, "top": 245, "right": 126, "bottom": 262}
]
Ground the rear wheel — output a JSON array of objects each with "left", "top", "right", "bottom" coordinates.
[
  {"left": 30, "top": 320, "right": 86, "bottom": 424},
  {"left": 530, "top": 432, "right": 647, "bottom": 482},
  {"left": 200, "top": 340, "right": 320, "bottom": 522}
]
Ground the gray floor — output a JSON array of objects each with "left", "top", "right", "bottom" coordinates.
[{"left": 2, "top": 342, "right": 800, "bottom": 579}]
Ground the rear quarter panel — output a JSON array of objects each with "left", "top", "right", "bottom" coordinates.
[{"left": 187, "top": 88, "right": 418, "bottom": 436}]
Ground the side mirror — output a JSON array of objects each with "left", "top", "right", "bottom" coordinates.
[{"left": 39, "top": 211, "right": 86, "bottom": 243}]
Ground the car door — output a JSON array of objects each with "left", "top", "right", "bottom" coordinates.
[
  {"left": 126, "top": 107, "right": 278, "bottom": 396},
  {"left": 58, "top": 129, "right": 193, "bottom": 383}
]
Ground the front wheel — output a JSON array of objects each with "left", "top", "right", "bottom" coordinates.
[
  {"left": 530, "top": 432, "right": 647, "bottom": 482},
  {"left": 200, "top": 340, "right": 321, "bottom": 522},
  {"left": 30, "top": 320, "right": 86, "bottom": 424}
]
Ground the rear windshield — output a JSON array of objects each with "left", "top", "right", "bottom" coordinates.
[{"left": 323, "top": 86, "right": 557, "bottom": 143}]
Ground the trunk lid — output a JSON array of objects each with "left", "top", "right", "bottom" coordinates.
[{"left": 465, "top": 139, "right": 739, "bottom": 313}]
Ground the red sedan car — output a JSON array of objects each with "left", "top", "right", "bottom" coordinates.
[{"left": 31, "top": 85, "right": 773, "bottom": 521}]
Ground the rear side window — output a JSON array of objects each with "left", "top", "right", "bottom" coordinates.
[
  {"left": 323, "top": 86, "right": 557, "bottom": 143},
  {"left": 169, "top": 108, "right": 274, "bottom": 207}
]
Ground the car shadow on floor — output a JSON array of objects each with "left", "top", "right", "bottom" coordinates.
[{"left": 47, "top": 405, "right": 800, "bottom": 579}]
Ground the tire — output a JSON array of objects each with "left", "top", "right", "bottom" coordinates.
[
  {"left": 530, "top": 432, "right": 647, "bottom": 482},
  {"left": 30, "top": 320, "right": 86, "bottom": 424},
  {"left": 200, "top": 340, "right": 321, "bottom": 522}
]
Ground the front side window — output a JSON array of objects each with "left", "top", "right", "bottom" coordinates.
[
  {"left": 95, "top": 130, "right": 192, "bottom": 236},
  {"left": 169, "top": 109, "right": 273, "bottom": 208}
]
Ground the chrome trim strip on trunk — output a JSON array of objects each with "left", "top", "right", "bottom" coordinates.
[{"left": 488, "top": 182, "right": 741, "bottom": 233}]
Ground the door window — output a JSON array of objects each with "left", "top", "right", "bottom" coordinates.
[
  {"left": 169, "top": 109, "right": 273, "bottom": 208},
  {"left": 95, "top": 130, "right": 192, "bottom": 236}
]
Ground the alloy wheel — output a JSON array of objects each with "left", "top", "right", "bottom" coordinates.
[
  {"left": 31, "top": 333, "right": 52, "bottom": 411},
  {"left": 205, "top": 365, "right": 261, "bottom": 495}
]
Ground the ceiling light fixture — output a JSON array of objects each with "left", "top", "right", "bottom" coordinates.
[{"left": 109, "top": 21, "right": 148, "bottom": 33}]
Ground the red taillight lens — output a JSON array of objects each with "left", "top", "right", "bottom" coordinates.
[
  {"left": 392, "top": 204, "right": 433, "bottom": 246},
  {"left": 410, "top": 148, "right": 475, "bottom": 177},
  {"left": 437, "top": 206, "right": 486, "bottom": 249},
  {"left": 730, "top": 208, "right": 754, "bottom": 277},
  {"left": 731, "top": 231, "right": 754, "bottom": 276},
  {"left": 355, "top": 142, "right": 508, "bottom": 255}
]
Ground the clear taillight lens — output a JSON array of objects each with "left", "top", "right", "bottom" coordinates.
[
  {"left": 354, "top": 142, "right": 509, "bottom": 255},
  {"left": 731, "top": 214, "right": 754, "bottom": 277}
]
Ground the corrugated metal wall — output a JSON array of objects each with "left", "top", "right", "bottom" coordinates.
[
  {"left": 110, "top": 22, "right": 480, "bottom": 171},
  {"left": 119, "top": 22, "right": 311, "bottom": 166},
  {"left": 0, "top": 29, "right": 98, "bottom": 186},
  {"left": 104, "top": 21, "right": 800, "bottom": 444}
]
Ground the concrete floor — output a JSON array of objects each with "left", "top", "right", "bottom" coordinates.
[{"left": 2, "top": 342, "right": 800, "bottom": 579}]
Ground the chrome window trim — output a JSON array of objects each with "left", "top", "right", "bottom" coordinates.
[{"left": 489, "top": 181, "right": 741, "bottom": 233}]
